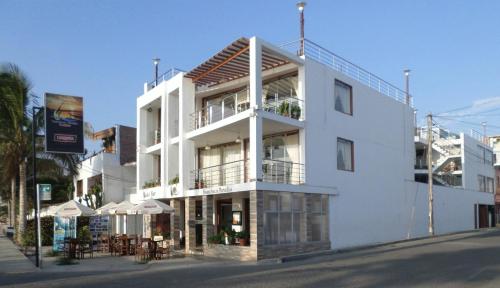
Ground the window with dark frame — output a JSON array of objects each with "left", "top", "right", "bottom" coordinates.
[
  {"left": 76, "top": 180, "right": 83, "bottom": 197},
  {"left": 334, "top": 79, "right": 353, "bottom": 115},
  {"left": 337, "top": 138, "right": 354, "bottom": 171}
]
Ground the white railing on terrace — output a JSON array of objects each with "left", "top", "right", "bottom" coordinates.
[
  {"left": 146, "top": 68, "right": 184, "bottom": 91},
  {"left": 190, "top": 89, "right": 251, "bottom": 130},
  {"left": 190, "top": 159, "right": 305, "bottom": 189},
  {"left": 263, "top": 96, "right": 304, "bottom": 120},
  {"left": 280, "top": 39, "right": 412, "bottom": 106}
]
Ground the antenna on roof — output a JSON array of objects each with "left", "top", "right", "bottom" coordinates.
[{"left": 296, "top": 1, "right": 306, "bottom": 56}]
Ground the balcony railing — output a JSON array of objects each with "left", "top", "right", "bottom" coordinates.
[
  {"left": 190, "top": 159, "right": 305, "bottom": 189},
  {"left": 190, "top": 89, "right": 250, "bottom": 130},
  {"left": 148, "top": 129, "right": 161, "bottom": 146},
  {"left": 263, "top": 96, "right": 304, "bottom": 120},
  {"left": 262, "top": 159, "right": 305, "bottom": 185},
  {"left": 191, "top": 160, "right": 248, "bottom": 189},
  {"left": 280, "top": 39, "right": 412, "bottom": 106},
  {"left": 146, "top": 68, "right": 184, "bottom": 92}
]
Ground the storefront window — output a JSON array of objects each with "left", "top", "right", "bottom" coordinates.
[{"left": 264, "top": 192, "right": 326, "bottom": 245}]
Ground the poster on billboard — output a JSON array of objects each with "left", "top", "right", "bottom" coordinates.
[
  {"left": 53, "top": 216, "right": 77, "bottom": 252},
  {"left": 45, "top": 93, "right": 84, "bottom": 154}
]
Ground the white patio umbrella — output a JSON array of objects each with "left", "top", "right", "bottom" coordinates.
[
  {"left": 95, "top": 201, "right": 118, "bottom": 215},
  {"left": 54, "top": 200, "right": 96, "bottom": 217},
  {"left": 109, "top": 201, "right": 136, "bottom": 235},
  {"left": 128, "top": 199, "right": 175, "bottom": 215}
]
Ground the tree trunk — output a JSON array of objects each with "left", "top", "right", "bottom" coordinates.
[
  {"left": 10, "top": 177, "right": 16, "bottom": 229},
  {"left": 17, "top": 161, "right": 26, "bottom": 244}
]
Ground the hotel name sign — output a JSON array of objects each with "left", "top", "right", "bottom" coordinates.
[{"left": 202, "top": 185, "right": 233, "bottom": 195}]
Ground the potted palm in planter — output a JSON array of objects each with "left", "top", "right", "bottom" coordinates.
[{"left": 235, "top": 230, "right": 249, "bottom": 246}]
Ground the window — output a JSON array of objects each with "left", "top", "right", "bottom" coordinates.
[
  {"left": 477, "top": 145, "right": 494, "bottom": 166},
  {"left": 263, "top": 192, "right": 327, "bottom": 245},
  {"left": 337, "top": 138, "right": 354, "bottom": 171},
  {"left": 76, "top": 180, "right": 83, "bottom": 197},
  {"left": 334, "top": 80, "right": 352, "bottom": 115},
  {"left": 478, "top": 175, "right": 494, "bottom": 193}
]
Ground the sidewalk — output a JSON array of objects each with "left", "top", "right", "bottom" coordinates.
[{"left": 0, "top": 235, "right": 37, "bottom": 274}]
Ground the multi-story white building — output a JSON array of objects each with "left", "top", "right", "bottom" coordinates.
[
  {"left": 74, "top": 125, "right": 137, "bottom": 207},
  {"left": 132, "top": 37, "right": 494, "bottom": 260}
]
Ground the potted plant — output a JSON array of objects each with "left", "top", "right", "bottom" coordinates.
[
  {"left": 278, "top": 101, "right": 290, "bottom": 117},
  {"left": 291, "top": 104, "right": 301, "bottom": 120},
  {"left": 235, "top": 231, "right": 249, "bottom": 246}
]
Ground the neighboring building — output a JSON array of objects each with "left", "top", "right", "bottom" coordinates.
[
  {"left": 131, "top": 36, "right": 494, "bottom": 261},
  {"left": 415, "top": 127, "right": 495, "bottom": 191},
  {"left": 414, "top": 127, "right": 496, "bottom": 228},
  {"left": 489, "top": 135, "right": 500, "bottom": 223},
  {"left": 74, "top": 125, "right": 137, "bottom": 207}
]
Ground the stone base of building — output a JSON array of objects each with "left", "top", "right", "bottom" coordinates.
[{"left": 204, "top": 244, "right": 256, "bottom": 261}]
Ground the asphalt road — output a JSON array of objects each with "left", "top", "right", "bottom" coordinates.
[{"left": 2, "top": 229, "right": 500, "bottom": 288}]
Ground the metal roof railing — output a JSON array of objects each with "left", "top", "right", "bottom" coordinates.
[
  {"left": 146, "top": 68, "right": 184, "bottom": 91},
  {"left": 280, "top": 39, "right": 412, "bottom": 107}
]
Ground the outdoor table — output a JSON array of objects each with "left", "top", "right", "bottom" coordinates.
[{"left": 63, "top": 238, "right": 78, "bottom": 259}]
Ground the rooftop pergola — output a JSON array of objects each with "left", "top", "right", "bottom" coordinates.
[{"left": 184, "top": 37, "right": 295, "bottom": 87}]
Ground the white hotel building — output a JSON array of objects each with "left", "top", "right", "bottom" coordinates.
[{"left": 131, "top": 37, "right": 494, "bottom": 260}]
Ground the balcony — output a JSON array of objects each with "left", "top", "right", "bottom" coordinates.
[
  {"left": 263, "top": 96, "right": 303, "bottom": 121},
  {"left": 190, "top": 89, "right": 250, "bottom": 131},
  {"left": 190, "top": 159, "right": 305, "bottom": 189}
]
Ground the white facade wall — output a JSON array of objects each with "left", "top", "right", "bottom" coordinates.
[
  {"left": 74, "top": 151, "right": 136, "bottom": 205},
  {"left": 133, "top": 36, "right": 495, "bottom": 253},
  {"left": 461, "top": 133, "right": 495, "bottom": 191}
]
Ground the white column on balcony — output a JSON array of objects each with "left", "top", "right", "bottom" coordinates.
[
  {"left": 298, "top": 64, "right": 306, "bottom": 183},
  {"left": 161, "top": 92, "right": 168, "bottom": 188},
  {"left": 249, "top": 37, "right": 263, "bottom": 182},
  {"left": 179, "top": 77, "right": 196, "bottom": 191}
]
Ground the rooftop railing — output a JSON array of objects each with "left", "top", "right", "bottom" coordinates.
[
  {"left": 280, "top": 39, "right": 412, "bottom": 106},
  {"left": 146, "top": 68, "right": 184, "bottom": 91}
]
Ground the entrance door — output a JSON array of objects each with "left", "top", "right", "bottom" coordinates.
[
  {"left": 479, "top": 205, "right": 488, "bottom": 228},
  {"left": 216, "top": 199, "right": 233, "bottom": 233}
]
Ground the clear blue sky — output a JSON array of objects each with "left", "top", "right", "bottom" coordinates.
[{"left": 2, "top": 0, "right": 500, "bottom": 147}]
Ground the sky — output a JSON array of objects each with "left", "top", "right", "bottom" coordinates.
[{"left": 2, "top": 0, "right": 500, "bottom": 152}]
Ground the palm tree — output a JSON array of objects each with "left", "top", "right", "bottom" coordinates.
[
  {"left": 1, "top": 63, "right": 82, "bottom": 243},
  {"left": 0, "top": 63, "right": 33, "bottom": 243}
]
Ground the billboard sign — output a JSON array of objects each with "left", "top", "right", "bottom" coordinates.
[
  {"left": 53, "top": 216, "right": 77, "bottom": 252},
  {"left": 45, "top": 93, "right": 84, "bottom": 154}
]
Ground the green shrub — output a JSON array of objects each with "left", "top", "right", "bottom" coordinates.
[
  {"left": 21, "top": 229, "right": 36, "bottom": 247},
  {"left": 26, "top": 216, "right": 54, "bottom": 246}
]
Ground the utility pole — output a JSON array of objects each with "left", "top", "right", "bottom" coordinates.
[
  {"left": 427, "top": 113, "right": 434, "bottom": 236},
  {"left": 32, "top": 106, "right": 42, "bottom": 267}
]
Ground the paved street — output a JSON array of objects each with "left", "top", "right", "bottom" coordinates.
[{"left": 2, "top": 229, "right": 500, "bottom": 288}]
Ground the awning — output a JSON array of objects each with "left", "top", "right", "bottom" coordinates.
[
  {"left": 128, "top": 199, "right": 175, "bottom": 215},
  {"left": 184, "top": 37, "right": 291, "bottom": 87}
]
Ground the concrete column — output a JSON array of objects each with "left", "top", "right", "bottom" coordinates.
[
  {"left": 179, "top": 78, "right": 196, "bottom": 192},
  {"left": 249, "top": 190, "right": 263, "bottom": 259},
  {"left": 202, "top": 195, "right": 214, "bottom": 247},
  {"left": 170, "top": 199, "right": 181, "bottom": 249},
  {"left": 161, "top": 92, "right": 168, "bottom": 187},
  {"left": 249, "top": 37, "right": 263, "bottom": 182},
  {"left": 184, "top": 197, "right": 196, "bottom": 253}
]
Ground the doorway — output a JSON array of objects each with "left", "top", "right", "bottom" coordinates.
[{"left": 217, "top": 199, "right": 233, "bottom": 233}]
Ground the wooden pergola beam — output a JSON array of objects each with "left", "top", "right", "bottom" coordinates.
[{"left": 191, "top": 45, "right": 250, "bottom": 83}]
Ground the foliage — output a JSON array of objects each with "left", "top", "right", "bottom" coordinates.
[
  {"left": 83, "top": 183, "right": 103, "bottom": 209},
  {"left": 142, "top": 179, "right": 160, "bottom": 189},
  {"left": 290, "top": 104, "right": 301, "bottom": 119},
  {"left": 77, "top": 225, "right": 92, "bottom": 243},
  {"left": 207, "top": 232, "right": 225, "bottom": 244},
  {"left": 235, "top": 230, "right": 249, "bottom": 240},
  {"left": 21, "top": 228, "right": 35, "bottom": 247},
  {"left": 277, "top": 101, "right": 301, "bottom": 119},
  {"left": 26, "top": 216, "right": 53, "bottom": 246},
  {"left": 168, "top": 175, "right": 179, "bottom": 185}
]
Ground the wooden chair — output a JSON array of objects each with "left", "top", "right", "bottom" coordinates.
[
  {"left": 119, "top": 235, "right": 128, "bottom": 256},
  {"left": 156, "top": 240, "right": 170, "bottom": 259},
  {"left": 99, "top": 235, "right": 110, "bottom": 253},
  {"left": 135, "top": 238, "right": 150, "bottom": 262},
  {"left": 79, "top": 240, "right": 93, "bottom": 259}
]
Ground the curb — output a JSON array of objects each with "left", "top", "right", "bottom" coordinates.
[{"left": 278, "top": 228, "right": 499, "bottom": 263}]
